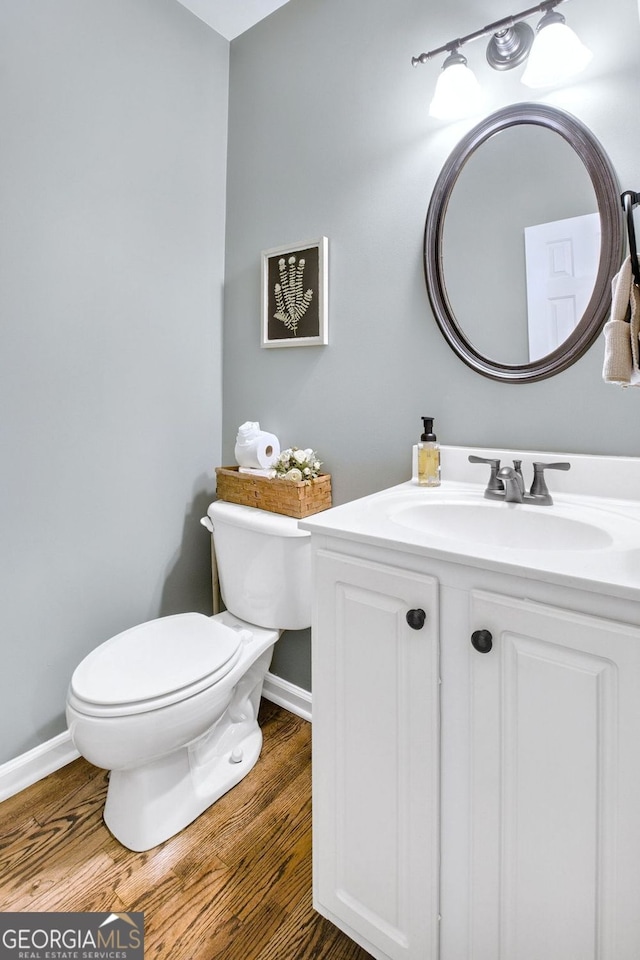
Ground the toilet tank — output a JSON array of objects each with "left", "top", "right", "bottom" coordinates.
[{"left": 206, "top": 500, "right": 312, "bottom": 631}]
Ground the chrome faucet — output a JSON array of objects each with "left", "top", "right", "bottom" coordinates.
[
  {"left": 498, "top": 465, "right": 525, "bottom": 503},
  {"left": 469, "top": 455, "right": 571, "bottom": 506}
]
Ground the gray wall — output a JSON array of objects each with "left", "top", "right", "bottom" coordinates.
[
  {"left": 224, "top": 0, "right": 640, "bottom": 689},
  {"left": 0, "top": 0, "right": 229, "bottom": 763},
  {"left": 3, "top": 0, "right": 639, "bottom": 758}
]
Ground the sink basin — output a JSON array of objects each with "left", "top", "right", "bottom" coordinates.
[
  {"left": 390, "top": 501, "right": 615, "bottom": 551},
  {"left": 299, "top": 457, "right": 640, "bottom": 598}
]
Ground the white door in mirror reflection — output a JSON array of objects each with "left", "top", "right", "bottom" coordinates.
[{"left": 525, "top": 212, "right": 600, "bottom": 361}]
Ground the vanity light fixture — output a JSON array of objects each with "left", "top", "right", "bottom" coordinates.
[
  {"left": 412, "top": 0, "right": 592, "bottom": 120},
  {"left": 428, "top": 50, "right": 484, "bottom": 120},
  {"left": 520, "top": 8, "right": 592, "bottom": 87}
]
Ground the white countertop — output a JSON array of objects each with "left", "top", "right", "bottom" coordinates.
[{"left": 300, "top": 447, "right": 640, "bottom": 603}]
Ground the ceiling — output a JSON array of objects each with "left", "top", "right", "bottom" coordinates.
[{"left": 175, "top": 0, "right": 293, "bottom": 40}]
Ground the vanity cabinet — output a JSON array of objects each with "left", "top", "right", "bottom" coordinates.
[
  {"left": 312, "top": 549, "right": 440, "bottom": 960},
  {"left": 309, "top": 537, "right": 640, "bottom": 960},
  {"left": 465, "top": 590, "right": 640, "bottom": 960}
]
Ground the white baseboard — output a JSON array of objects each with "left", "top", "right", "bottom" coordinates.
[
  {"left": 0, "top": 731, "right": 80, "bottom": 803},
  {"left": 0, "top": 674, "right": 311, "bottom": 803},
  {"left": 262, "top": 671, "right": 312, "bottom": 723}
]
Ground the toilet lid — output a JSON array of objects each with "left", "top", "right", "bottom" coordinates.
[{"left": 70, "top": 613, "right": 242, "bottom": 707}]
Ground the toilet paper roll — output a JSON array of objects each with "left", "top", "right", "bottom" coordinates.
[{"left": 235, "top": 429, "right": 280, "bottom": 469}]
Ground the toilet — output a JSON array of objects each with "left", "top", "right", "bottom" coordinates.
[{"left": 65, "top": 500, "right": 311, "bottom": 852}]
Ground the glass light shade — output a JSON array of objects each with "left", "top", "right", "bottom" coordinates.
[
  {"left": 521, "top": 16, "right": 592, "bottom": 88},
  {"left": 429, "top": 54, "right": 483, "bottom": 120}
]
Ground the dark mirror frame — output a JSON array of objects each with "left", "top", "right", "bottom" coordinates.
[{"left": 424, "top": 103, "right": 623, "bottom": 383}]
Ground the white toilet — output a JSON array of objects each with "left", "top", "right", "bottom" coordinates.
[{"left": 66, "top": 500, "right": 311, "bottom": 852}]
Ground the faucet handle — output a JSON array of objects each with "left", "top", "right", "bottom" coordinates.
[
  {"left": 468, "top": 455, "right": 504, "bottom": 497},
  {"left": 530, "top": 461, "right": 571, "bottom": 502}
]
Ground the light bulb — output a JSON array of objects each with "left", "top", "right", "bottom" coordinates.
[
  {"left": 521, "top": 11, "right": 592, "bottom": 88},
  {"left": 429, "top": 51, "right": 484, "bottom": 120}
]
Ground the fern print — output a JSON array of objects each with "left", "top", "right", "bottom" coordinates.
[{"left": 273, "top": 255, "right": 314, "bottom": 336}]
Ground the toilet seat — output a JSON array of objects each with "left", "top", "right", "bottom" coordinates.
[{"left": 69, "top": 613, "right": 244, "bottom": 718}]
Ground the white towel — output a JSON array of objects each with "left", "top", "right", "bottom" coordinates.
[
  {"left": 631, "top": 281, "right": 640, "bottom": 373},
  {"left": 602, "top": 256, "right": 640, "bottom": 386}
]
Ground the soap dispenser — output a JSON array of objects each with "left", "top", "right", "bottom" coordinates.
[{"left": 418, "top": 417, "right": 441, "bottom": 487}]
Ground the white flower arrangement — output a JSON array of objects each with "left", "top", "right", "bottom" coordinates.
[{"left": 274, "top": 447, "right": 323, "bottom": 483}]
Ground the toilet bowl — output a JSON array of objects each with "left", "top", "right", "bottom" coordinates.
[{"left": 66, "top": 501, "right": 311, "bottom": 851}]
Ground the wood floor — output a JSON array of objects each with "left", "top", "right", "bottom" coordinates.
[{"left": 0, "top": 701, "right": 372, "bottom": 960}]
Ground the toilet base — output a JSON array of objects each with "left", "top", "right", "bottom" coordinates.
[{"left": 102, "top": 648, "right": 272, "bottom": 851}]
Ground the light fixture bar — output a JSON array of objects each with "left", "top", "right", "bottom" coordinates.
[{"left": 411, "top": 0, "right": 567, "bottom": 65}]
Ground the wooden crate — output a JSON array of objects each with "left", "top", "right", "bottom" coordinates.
[{"left": 215, "top": 466, "right": 332, "bottom": 519}]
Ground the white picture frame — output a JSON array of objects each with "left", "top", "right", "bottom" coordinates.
[{"left": 261, "top": 236, "right": 328, "bottom": 348}]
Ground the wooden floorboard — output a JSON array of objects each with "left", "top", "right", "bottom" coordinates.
[{"left": 0, "top": 700, "right": 373, "bottom": 960}]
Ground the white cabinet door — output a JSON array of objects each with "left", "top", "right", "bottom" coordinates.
[
  {"left": 468, "top": 591, "right": 640, "bottom": 960},
  {"left": 313, "top": 549, "right": 440, "bottom": 960}
]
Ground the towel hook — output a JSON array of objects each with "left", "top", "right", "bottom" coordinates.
[{"left": 621, "top": 190, "right": 640, "bottom": 287}]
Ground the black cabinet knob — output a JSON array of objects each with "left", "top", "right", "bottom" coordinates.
[
  {"left": 471, "top": 629, "right": 493, "bottom": 653},
  {"left": 406, "top": 608, "right": 426, "bottom": 630}
]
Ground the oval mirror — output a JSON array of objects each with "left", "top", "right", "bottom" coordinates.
[{"left": 424, "top": 103, "right": 623, "bottom": 383}]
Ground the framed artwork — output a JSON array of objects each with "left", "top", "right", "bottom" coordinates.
[{"left": 261, "top": 237, "right": 328, "bottom": 348}]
